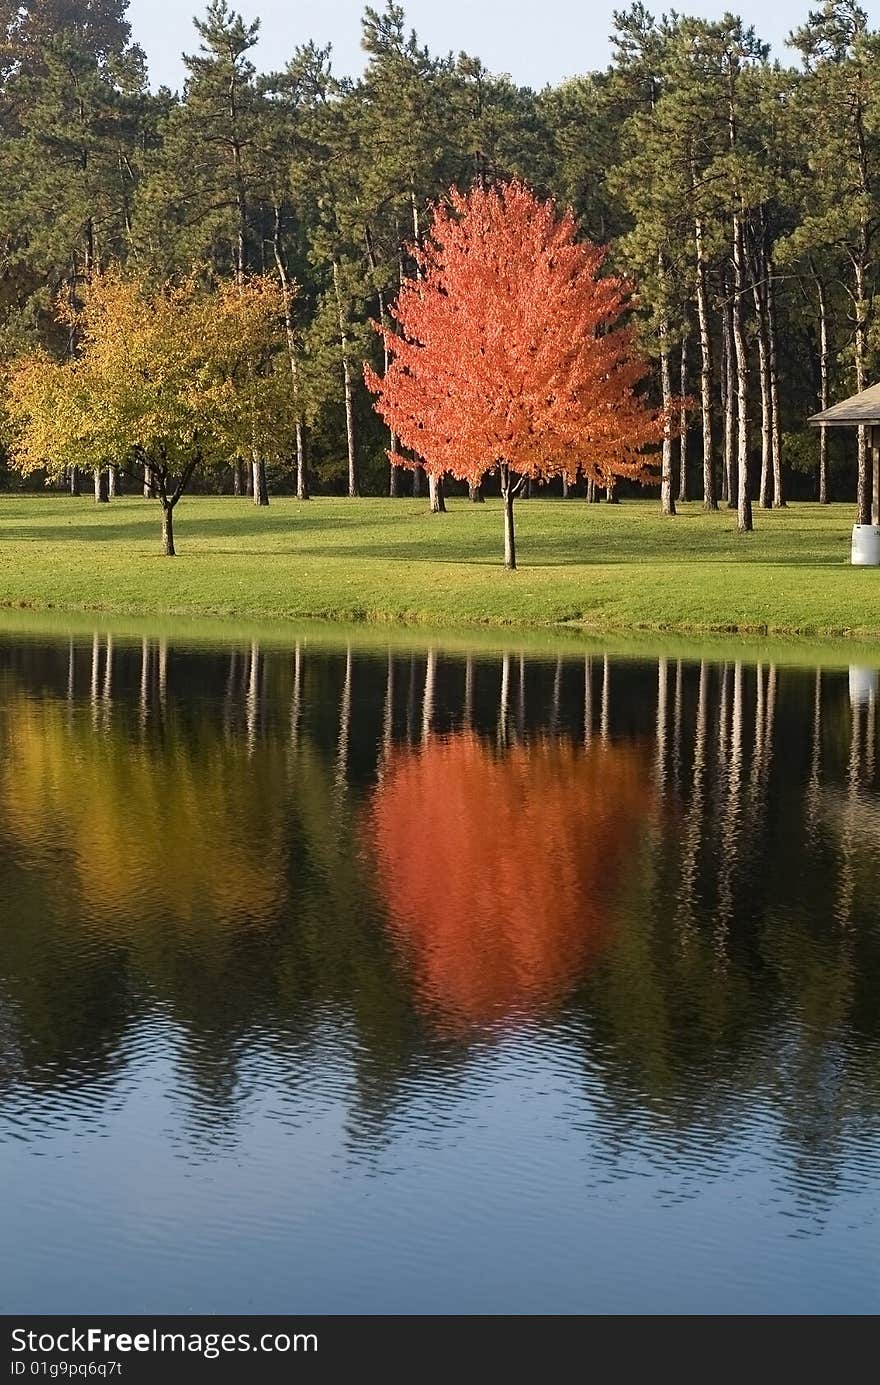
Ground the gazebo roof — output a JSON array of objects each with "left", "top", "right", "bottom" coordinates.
[{"left": 810, "top": 382, "right": 880, "bottom": 427}]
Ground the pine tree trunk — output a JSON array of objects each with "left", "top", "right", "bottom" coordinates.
[
  {"left": 428, "top": 473, "right": 446, "bottom": 512},
  {"left": 296, "top": 421, "right": 309, "bottom": 499},
  {"left": 161, "top": 503, "right": 175, "bottom": 557},
  {"left": 659, "top": 326, "right": 676, "bottom": 516},
  {"left": 855, "top": 257, "right": 869, "bottom": 524},
  {"left": 70, "top": 466, "right": 81, "bottom": 497},
  {"left": 767, "top": 270, "right": 784, "bottom": 507},
  {"left": 333, "top": 259, "right": 359, "bottom": 497},
  {"left": 732, "top": 213, "right": 752, "bottom": 534},
  {"left": 252, "top": 456, "right": 269, "bottom": 506},
  {"left": 694, "top": 215, "right": 717, "bottom": 509},
  {"left": 816, "top": 274, "right": 829, "bottom": 503},
  {"left": 722, "top": 293, "right": 735, "bottom": 507},
  {"left": 754, "top": 280, "right": 772, "bottom": 510},
  {"left": 678, "top": 328, "right": 688, "bottom": 503},
  {"left": 94, "top": 467, "right": 108, "bottom": 504},
  {"left": 500, "top": 464, "right": 517, "bottom": 570}
]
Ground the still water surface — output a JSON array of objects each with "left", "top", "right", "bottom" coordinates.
[{"left": 1, "top": 629, "right": 879, "bottom": 1313}]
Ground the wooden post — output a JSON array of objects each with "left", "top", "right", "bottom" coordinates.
[{"left": 872, "top": 426, "right": 880, "bottom": 527}]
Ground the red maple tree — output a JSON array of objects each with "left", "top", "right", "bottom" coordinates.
[{"left": 365, "top": 180, "right": 664, "bottom": 568}]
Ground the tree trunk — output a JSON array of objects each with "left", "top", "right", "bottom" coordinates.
[
  {"left": 694, "top": 214, "right": 717, "bottom": 509},
  {"left": 754, "top": 277, "right": 772, "bottom": 510},
  {"left": 252, "top": 456, "right": 269, "bottom": 506},
  {"left": 659, "top": 304, "right": 676, "bottom": 516},
  {"left": 562, "top": 474, "right": 570, "bottom": 499},
  {"left": 94, "top": 467, "right": 108, "bottom": 503},
  {"left": 767, "top": 269, "right": 784, "bottom": 507},
  {"left": 296, "top": 421, "right": 309, "bottom": 500},
  {"left": 606, "top": 479, "right": 618, "bottom": 503},
  {"left": 678, "top": 327, "right": 688, "bottom": 503},
  {"left": 108, "top": 464, "right": 118, "bottom": 499},
  {"left": 232, "top": 461, "right": 243, "bottom": 496},
  {"left": 413, "top": 465, "right": 423, "bottom": 498},
  {"left": 469, "top": 481, "right": 484, "bottom": 503},
  {"left": 814, "top": 270, "right": 831, "bottom": 504},
  {"left": 161, "top": 503, "right": 175, "bottom": 557},
  {"left": 722, "top": 291, "right": 735, "bottom": 506},
  {"left": 500, "top": 464, "right": 516, "bottom": 570},
  {"left": 333, "top": 259, "right": 359, "bottom": 497},
  {"left": 246, "top": 462, "right": 254, "bottom": 497},
  {"left": 855, "top": 257, "right": 869, "bottom": 525},
  {"left": 732, "top": 213, "right": 752, "bottom": 533},
  {"left": 428, "top": 472, "right": 446, "bottom": 513},
  {"left": 70, "top": 466, "right": 81, "bottom": 497},
  {"left": 389, "top": 435, "right": 400, "bottom": 497}
]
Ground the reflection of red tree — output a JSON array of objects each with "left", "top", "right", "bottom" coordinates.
[{"left": 367, "top": 733, "right": 651, "bottom": 1032}]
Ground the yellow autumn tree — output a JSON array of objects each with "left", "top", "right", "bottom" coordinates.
[{"left": 5, "top": 271, "right": 294, "bottom": 554}]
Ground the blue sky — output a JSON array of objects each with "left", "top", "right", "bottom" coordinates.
[{"left": 129, "top": 0, "right": 880, "bottom": 91}]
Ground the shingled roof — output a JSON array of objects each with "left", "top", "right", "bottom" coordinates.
[{"left": 810, "top": 382, "right": 880, "bottom": 427}]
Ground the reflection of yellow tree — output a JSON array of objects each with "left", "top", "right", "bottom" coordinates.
[
  {"left": 366, "top": 733, "right": 652, "bottom": 1032},
  {"left": 0, "top": 696, "right": 289, "bottom": 929}
]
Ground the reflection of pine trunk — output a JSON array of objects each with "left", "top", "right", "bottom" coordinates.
[
  {"left": 158, "top": 640, "right": 168, "bottom": 708},
  {"left": 246, "top": 641, "right": 260, "bottom": 755},
  {"left": 335, "top": 645, "right": 352, "bottom": 788},
  {"left": 673, "top": 659, "right": 683, "bottom": 789},
  {"left": 102, "top": 635, "right": 113, "bottom": 703},
  {"left": 584, "top": 655, "right": 592, "bottom": 745},
  {"left": 464, "top": 654, "right": 474, "bottom": 730},
  {"left": 382, "top": 650, "right": 394, "bottom": 756},
  {"left": 550, "top": 655, "right": 562, "bottom": 731},
  {"left": 422, "top": 648, "right": 436, "bottom": 741},
  {"left": 139, "top": 638, "right": 150, "bottom": 726},
  {"left": 805, "top": 668, "right": 822, "bottom": 830},
  {"left": 656, "top": 657, "right": 668, "bottom": 794},
  {"left": 600, "top": 655, "right": 610, "bottom": 741},
  {"left": 498, "top": 653, "right": 510, "bottom": 746},
  {"left": 291, "top": 642, "right": 303, "bottom": 749},
  {"left": 67, "top": 638, "right": 75, "bottom": 704},
  {"left": 717, "top": 661, "right": 744, "bottom": 937},
  {"left": 677, "top": 660, "right": 708, "bottom": 930}
]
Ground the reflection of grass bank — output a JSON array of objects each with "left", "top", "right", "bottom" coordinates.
[{"left": 1, "top": 494, "right": 879, "bottom": 650}]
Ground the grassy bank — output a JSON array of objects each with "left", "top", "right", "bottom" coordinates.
[{"left": 0, "top": 492, "right": 877, "bottom": 643}]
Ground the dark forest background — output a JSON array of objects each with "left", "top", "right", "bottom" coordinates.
[{"left": 1, "top": 0, "right": 878, "bottom": 506}]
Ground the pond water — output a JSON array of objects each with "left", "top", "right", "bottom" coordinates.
[{"left": 0, "top": 627, "right": 879, "bottom": 1315}]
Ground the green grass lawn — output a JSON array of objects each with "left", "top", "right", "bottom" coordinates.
[{"left": 0, "top": 491, "right": 877, "bottom": 643}]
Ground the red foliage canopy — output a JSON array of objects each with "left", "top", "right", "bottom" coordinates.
[{"left": 365, "top": 180, "right": 663, "bottom": 490}]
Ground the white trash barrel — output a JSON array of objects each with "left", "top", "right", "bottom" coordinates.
[
  {"left": 851, "top": 524, "right": 880, "bottom": 566},
  {"left": 849, "top": 665, "right": 879, "bottom": 707}
]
